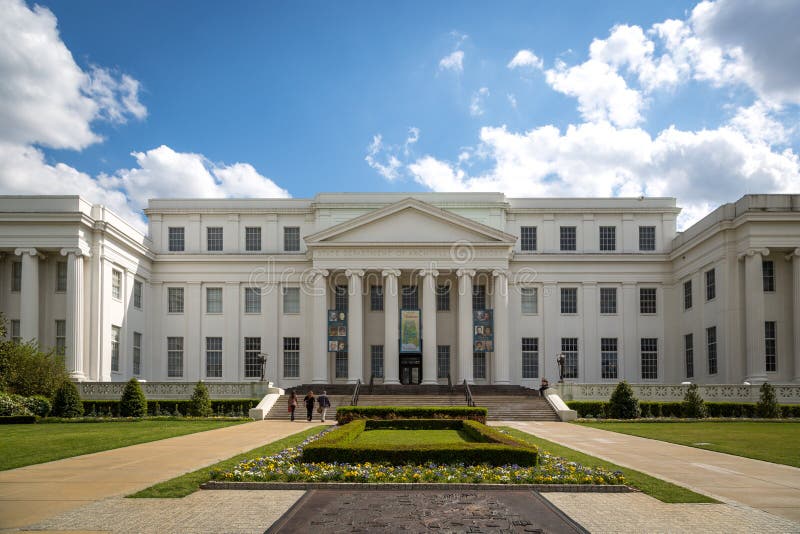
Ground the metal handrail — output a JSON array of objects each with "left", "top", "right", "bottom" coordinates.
[
  {"left": 350, "top": 378, "right": 361, "bottom": 406},
  {"left": 447, "top": 373, "right": 453, "bottom": 394},
  {"left": 463, "top": 379, "right": 475, "bottom": 407},
  {"left": 369, "top": 374, "right": 374, "bottom": 394}
]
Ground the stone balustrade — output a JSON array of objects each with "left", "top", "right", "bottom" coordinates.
[
  {"left": 554, "top": 383, "right": 800, "bottom": 404},
  {"left": 77, "top": 381, "right": 281, "bottom": 400}
]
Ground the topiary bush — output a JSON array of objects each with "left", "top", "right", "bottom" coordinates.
[
  {"left": 682, "top": 384, "right": 707, "bottom": 418},
  {"left": 607, "top": 381, "right": 640, "bottom": 419},
  {"left": 120, "top": 378, "right": 148, "bottom": 417},
  {"left": 757, "top": 382, "right": 780, "bottom": 419},
  {"left": 188, "top": 381, "right": 213, "bottom": 417},
  {"left": 51, "top": 380, "right": 84, "bottom": 418}
]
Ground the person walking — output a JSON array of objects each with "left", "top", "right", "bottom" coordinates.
[
  {"left": 317, "top": 390, "right": 331, "bottom": 422},
  {"left": 303, "top": 391, "right": 315, "bottom": 422},
  {"left": 288, "top": 390, "right": 298, "bottom": 421}
]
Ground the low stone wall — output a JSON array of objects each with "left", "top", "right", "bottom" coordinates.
[
  {"left": 77, "top": 381, "right": 281, "bottom": 400},
  {"left": 554, "top": 383, "right": 800, "bottom": 404}
]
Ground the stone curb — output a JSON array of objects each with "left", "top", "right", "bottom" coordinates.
[{"left": 201, "top": 481, "right": 635, "bottom": 492}]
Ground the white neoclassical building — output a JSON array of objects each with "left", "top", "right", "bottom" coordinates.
[{"left": 1, "top": 193, "right": 799, "bottom": 388}]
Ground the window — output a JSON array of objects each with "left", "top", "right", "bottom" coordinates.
[
  {"left": 111, "top": 326, "right": 120, "bottom": 372},
  {"left": 473, "top": 352, "right": 486, "bottom": 379},
  {"left": 56, "top": 261, "right": 67, "bottom": 292},
  {"left": 639, "top": 226, "right": 656, "bottom": 251},
  {"left": 763, "top": 260, "right": 775, "bottom": 292},
  {"left": 168, "top": 227, "right": 185, "bottom": 252},
  {"left": 472, "top": 284, "right": 486, "bottom": 310},
  {"left": 55, "top": 320, "right": 66, "bottom": 355},
  {"left": 521, "top": 287, "right": 538, "bottom": 314},
  {"left": 683, "top": 280, "right": 692, "bottom": 310},
  {"left": 11, "top": 261, "right": 21, "bottom": 292},
  {"left": 371, "top": 345, "right": 384, "bottom": 378},
  {"left": 133, "top": 280, "right": 143, "bottom": 309},
  {"left": 437, "top": 345, "right": 450, "bottom": 379},
  {"left": 10, "top": 320, "right": 20, "bottom": 343},
  {"left": 168, "top": 287, "right": 184, "bottom": 313},
  {"left": 335, "top": 351, "right": 348, "bottom": 379},
  {"left": 206, "top": 337, "right": 222, "bottom": 378},
  {"left": 283, "top": 337, "right": 300, "bottom": 378},
  {"left": 335, "top": 284, "right": 348, "bottom": 311},
  {"left": 111, "top": 269, "right": 122, "bottom": 300},
  {"left": 705, "top": 269, "right": 716, "bottom": 300},
  {"left": 601, "top": 338, "right": 618, "bottom": 379},
  {"left": 520, "top": 226, "right": 537, "bottom": 251},
  {"left": 561, "top": 287, "right": 578, "bottom": 314},
  {"left": 206, "top": 287, "right": 223, "bottom": 313},
  {"left": 283, "top": 226, "right": 300, "bottom": 252},
  {"left": 370, "top": 285, "right": 383, "bottom": 311},
  {"left": 706, "top": 326, "right": 717, "bottom": 375},
  {"left": 641, "top": 338, "right": 658, "bottom": 379},
  {"left": 244, "top": 337, "right": 262, "bottom": 378},
  {"left": 244, "top": 287, "right": 261, "bottom": 313},
  {"left": 283, "top": 287, "right": 300, "bottom": 314},
  {"left": 640, "top": 288, "right": 657, "bottom": 314},
  {"left": 245, "top": 227, "right": 261, "bottom": 251},
  {"left": 599, "top": 226, "right": 616, "bottom": 251},
  {"left": 561, "top": 338, "right": 578, "bottom": 379},
  {"left": 560, "top": 226, "right": 576, "bottom": 251},
  {"left": 522, "top": 337, "right": 539, "bottom": 379},
  {"left": 167, "top": 337, "right": 183, "bottom": 377},
  {"left": 685, "top": 334, "right": 694, "bottom": 379},
  {"left": 402, "top": 285, "right": 419, "bottom": 309},
  {"left": 765, "top": 321, "right": 776, "bottom": 372},
  {"left": 207, "top": 227, "right": 223, "bottom": 251},
  {"left": 133, "top": 332, "right": 142, "bottom": 376},
  {"left": 436, "top": 284, "right": 450, "bottom": 311},
  {"left": 599, "top": 287, "right": 617, "bottom": 314}
]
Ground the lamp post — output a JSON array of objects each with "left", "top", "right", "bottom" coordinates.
[
  {"left": 258, "top": 353, "right": 269, "bottom": 382},
  {"left": 556, "top": 352, "right": 566, "bottom": 383}
]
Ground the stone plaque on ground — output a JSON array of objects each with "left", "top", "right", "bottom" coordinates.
[{"left": 267, "top": 489, "right": 588, "bottom": 533}]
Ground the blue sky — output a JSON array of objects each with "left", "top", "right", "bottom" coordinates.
[{"left": 1, "top": 0, "right": 798, "bottom": 232}]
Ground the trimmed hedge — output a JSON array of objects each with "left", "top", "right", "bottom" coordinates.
[
  {"left": 335, "top": 406, "right": 487, "bottom": 424},
  {"left": 568, "top": 400, "right": 800, "bottom": 419},
  {"left": 81, "top": 399, "right": 259, "bottom": 418},
  {"left": 0, "top": 415, "right": 37, "bottom": 424},
  {"left": 302, "top": 419, "right": 537, "bottom": 466},
  {"left": 365, "top": 419, "right": 464, "bottom": 430}
]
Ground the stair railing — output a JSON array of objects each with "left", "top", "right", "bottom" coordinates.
[
  {"left": 350, "top": 378, "right": 361, "bottom": 406},
  {"left": 447, "top": 373, "right": 453, "bottom": 394},
  {"left": 463, "top": 379, "right": 475, "bottom": 407},
  {"left": 369, "top": 374, "right": 374, "bottom": 394}
]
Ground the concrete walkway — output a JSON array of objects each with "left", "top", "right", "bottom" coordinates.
[
  {"left": 500, "top": 421, "right": 800, "bottom": 523},
  {"left": 0, "top": 420, "right": 326, "bottom": 530}
]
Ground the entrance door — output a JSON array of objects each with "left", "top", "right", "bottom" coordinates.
[{"left": 399, "top": 354, "right": 422, "bottom": 385}]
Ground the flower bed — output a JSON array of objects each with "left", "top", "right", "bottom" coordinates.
[{"left": 211, "top": 427, "right": 625, "bottom": 485}]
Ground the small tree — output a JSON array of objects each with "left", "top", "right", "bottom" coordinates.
[
  {"left": 52, "top": 380, "right": 84, "bottom": 418},
  {"left": 607, "top": 381, "right": 640, "bottom": 419},
  {"left": 120, "top": 378, "right": 147, "bottom": 417},
  {"left": 757, "top": 382, "right": 780, "bottom": 418},
  {"left": 188, "top": 381, "right": 212, "bottom": 417},
  {"left": 682, "top": 383, "right": 707, "bottom": 418},
  {"left": 0, "top": 314, "right": 69, "bottom": 398}
]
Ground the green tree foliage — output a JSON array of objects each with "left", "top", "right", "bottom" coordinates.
[
  {"left": 681, "top": 383, "right": 707, "bottom": 418},
  {"left": 0, "top": 315, "right": 69, "bottom": 397},
  {"left": 757, "top": 382, "right": 781, "bottom": 419},
  {"left": 188, "top": 381, "right": 213, "bottom": 417},
  {"left": 120, "top": 378, "right": 148, "bottom": 417},
  {"left": 52, "top": 380, "right": 84, "bottom": 418},
  {"left": 607, "top": 381, "right": 641, "bottom": 419}
]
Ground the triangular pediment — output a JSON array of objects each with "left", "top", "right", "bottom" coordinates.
[{"left": 305, "top": 198, "right": 515, "bottom": 245}]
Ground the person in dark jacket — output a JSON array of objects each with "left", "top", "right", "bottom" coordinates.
[
  {"left": 303, "top": 391, "right": 315, "bottom": 422},
  {"left": 317, "top": 390, "right": 331, "bottom": 422},
  {"left": 539, "top": 378, "right": 550, "bottom": 397}
]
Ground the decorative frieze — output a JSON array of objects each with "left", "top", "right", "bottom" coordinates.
[
  {"left": 555, "top": 383, "right": 800, "bottom": 404},
  {"left": 77, "top": 381, "right": 279, "bottom": 400}
]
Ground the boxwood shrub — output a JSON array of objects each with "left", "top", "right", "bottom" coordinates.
[
  {"left": 568, "top": 400, "right": 799, "bottom": 419},
  {"left": 0, "top": 415, "right": 37, "bottom": 424},
  {"left": 81, "top": 399, "right": 259, "bottom": 417},
  {"left": 335, "top": 406, "right": 487, "bottom": 424}
]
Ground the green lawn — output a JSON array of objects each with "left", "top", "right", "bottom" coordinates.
[
  {"left": 350, "top": 429, "right": 477, "bottom": 446},
  {"left": 501, "top": 427, "right": 715, "bottom": 503},
  {"left": 129, "top": 426, "right": 326, "bottom": 498},
  {"left": 0, "top": 419, "right": 245, "bottom": 471},
  {"left": 576, "top": 421, "right": 800, "bottom": 467}
]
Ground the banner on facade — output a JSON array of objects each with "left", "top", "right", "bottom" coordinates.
[
  {"left": 473, "top": 309, "right": 494, "bottom": 352},
  {"left": 327, "top": 309, "right": 347, "bottom": 352},
  {"left": 400, "top": 309, "right": 421, "bottom": 353}
]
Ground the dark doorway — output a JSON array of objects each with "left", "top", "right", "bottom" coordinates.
[{"left": 399, "top": 354, "right": 422, "bottom": 384}]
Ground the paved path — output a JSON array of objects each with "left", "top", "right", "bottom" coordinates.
[
  {"left": 499, "top": 421, "right": 800, "bottom": 523},
  {"left": 0, "top": 420, "right": 326, "bottom": 530}
]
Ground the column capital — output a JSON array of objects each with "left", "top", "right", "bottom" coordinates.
[
  {"left": 60, "top": 247, "right": 91, "bottom": 258},
  {"left": 381, "top": 268, "right": 401, "bottom": 278},
  {"left": 15, "top": 247, "right": 40, "bottom": 257},
  {"left": 785, "top": 248, "right": 800, "bottom": 261},
  {"left": 309, "top": 268, "right": 329, "bottom": 281},
  {"left": 739, "top": 247, "right": 770, "bottom": 260},
  {"left": 345, "top": 269, "right": 365, "bottom": 278},
  {"left": 419, "top": 268, "right": 439, "bottom": 278},
  {"left": 491, "top": 269, "right": 509, "bottom": 279},
  {"left": 456, "top": 268, "right": 476, "bottom": 278}
]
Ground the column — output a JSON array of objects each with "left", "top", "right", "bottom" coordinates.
[
  {"left": 457, "top": 269, "right": 475, "bottom": 384},
  {"left": 744, "top": 248, "right": 769, "bottom": 383},
  {"left": 185, "top": 282, "right": 201, "bottom": 381},
  {"left": 582, "top": 282, "right": 598, "bottom": 381},
  {"left": 789, "top": 249, "right": 800, "bottom": 382},
  {"left": 382, "top": 269, "right": 401, "bottom": 384},
  {"left": 346, "top": 269, "right": 364, "bottom": 384},
  {"left": 311, "top": 269, "right": 329, "bottom": 383},
  {"left": 420, "top": 269, "right": 439, "bottom": 384},
  {"left": 621, "top": 282, "right": 637, "bottom": 380},
  {"left": 492, "top": 270, "right": 510, "bottom": 384},
  {"left": 14, "top": 248, "right": 40, "bottom": 342},
  {"left": 60, "top": 248, "right": 88, "bottom": 380}
]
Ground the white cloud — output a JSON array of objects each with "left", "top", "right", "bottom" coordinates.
[
  {"left": 365, "top": 134, "right": 402, "bottom": 180},
  {"left": 438, "top": 50, "right": 464, "bottom": 73},
  {"left": 729, "top": 101, "right": 790, "bottom": 145},
  {"left": 507, "top": 93, "right": 518, "bottom": 109},
  {"left": 470, "top": 87, "right": 490, "bottom": 117},
  {"left": 84, "top": 66, "right": 148, "bottom": 124},
  {"left": 507, "top": 49, "right": 543, "bottom": 70},
  {"left": 404, "top": 127, "right": 420, "bottom": 156}
]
